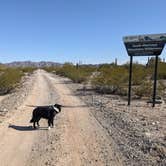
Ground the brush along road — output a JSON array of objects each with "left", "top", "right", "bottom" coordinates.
[{"left": 0, "top": 70, "right": 123, "bottom": 166}]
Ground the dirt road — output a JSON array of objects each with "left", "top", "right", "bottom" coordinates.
[{"left": 0, "top": 70, "right": 123, "bottom": 166}]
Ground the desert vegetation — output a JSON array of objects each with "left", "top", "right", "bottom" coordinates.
[
  {"left": 44, "top": 63, "right": 96, "bottom": 83},
  {"left": 43, "top": 58, "right": 166, "bottom": 99},
  {"left": 0, "top": 65, "right": 36, "bottom": 95},
  {"left": 2, "top": 60, "right": 164, "bottom": 98}
]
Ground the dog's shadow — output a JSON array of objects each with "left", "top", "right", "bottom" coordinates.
[{"left": 8, "top": 124, "right": 48, "bottom": 131}]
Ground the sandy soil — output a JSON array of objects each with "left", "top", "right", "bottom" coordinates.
[{"left": 0, "top": 70, "right": 123, "bottom": 166}]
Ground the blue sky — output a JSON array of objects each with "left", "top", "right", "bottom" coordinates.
[{"left": 0, "top": 0, "right": 166, "bottom": 64}]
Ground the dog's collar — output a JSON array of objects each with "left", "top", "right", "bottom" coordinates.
[{"left": 53, "top": 106, "right": 60, "bottom": 113}]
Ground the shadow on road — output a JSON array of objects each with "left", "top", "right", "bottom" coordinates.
[{"left": 8, "top": 124, "right": 48, "bottom": 131}]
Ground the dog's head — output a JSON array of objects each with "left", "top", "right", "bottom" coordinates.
[{"left": 54, "top": 104, "right": 62, "bottom": 113}]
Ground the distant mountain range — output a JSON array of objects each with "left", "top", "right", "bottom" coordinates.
[{"left": 4, "top": 61, "right": 62, "bottom": 67}]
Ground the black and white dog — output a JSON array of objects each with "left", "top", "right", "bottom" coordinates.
[{"left": 30, "top": 104, "right": 62, "bottom": 129}]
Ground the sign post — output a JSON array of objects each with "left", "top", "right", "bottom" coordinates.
[
  {"left": 128, "top": 55, "right": 133, "bottom": 106},
  {"left": 123, "top": 33, "right": 166, "bottom": 107},
  {"left": 152, "top": 55, "right": 159, "bottom": 107}
]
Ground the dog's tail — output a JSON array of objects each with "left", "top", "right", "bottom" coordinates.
[
  {"left": 26, "top": 105, "right": 38, "bottom": 107},
  {"left": 30, "top": 118, "right": 34, "bottom": 123}
]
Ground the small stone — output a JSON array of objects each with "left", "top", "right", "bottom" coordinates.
[
  {"left": 45, "top": 161, "right": 49, "bottom": 165},
  {"left": 145, "top": 132, "right": 151, "bottom": 137},
  {"left": 51, "top": 147, "right": 55, "bottom": 151}
]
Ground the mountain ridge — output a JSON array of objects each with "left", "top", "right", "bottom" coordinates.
[{"left": 4, "top": 61, "right": 62, "bottom": 67}]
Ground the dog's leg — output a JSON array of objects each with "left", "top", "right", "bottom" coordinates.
[
  {"left": 48, "top": 119, "right": 51, "bottom": 130},
  {"left": 36, "top": 117, "right": 41, "bottom": 127},
  {"left": 51, "top": 119, "right": 54, "bottom": 128},
  {"left": 33, "top": 122, "right": 37, "bottom": 129}
]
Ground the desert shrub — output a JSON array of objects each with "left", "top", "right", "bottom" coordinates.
[
  {"left": 158, "top": 62, "right": 166, "bottom": 79},
  {"left": 0, "top": 64, "right": 7, "bottom": 71},
  {"left": 0, "top": 66, "right": 37, "bottom": 95},
  {"left": 19, "top": 67, "right": 37, "bottom": 74},
  {"left": 55, "top": 63, "right": 95, "bottom": 83},
  {"left": 133, "top": 79, "right": 165, "bottom": 98},
  {"left": 0, "top": 68, "right": 24, "bottom": 94},
  {"left": 132, "top": 64, "right": 148, "bottom": 85},
  {"left": 91, "top": 65, "right": 128, "bottom": 95},
  {"left": 157, "top": 80, "right": 166, "bottom": 96},
  {"left": 146, "top": 58, "right": 166, "bottom": 79},
  {"left": 133, "top": 81, "right": 153, "bottom": 98}
]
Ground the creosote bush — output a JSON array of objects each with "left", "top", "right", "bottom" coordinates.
[
  {"left": 0, "top": 68, "right": 23, "bottom": 94},
  {"left": 0, "top": 66, "right": 36, "bottom": 95},
  {"left": 91, "top": 65, "right": 128, "bottom": 95}
]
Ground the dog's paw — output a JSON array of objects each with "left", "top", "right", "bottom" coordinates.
[
  {"left": 33, "top": 125, "right": 38, "bottom": 130},
  {"left": 48, "top": 126, "right": 51, "bottom": 130}
]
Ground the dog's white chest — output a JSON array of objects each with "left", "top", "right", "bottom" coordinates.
[{"left": 53, "top": 106, "right": 59, "bottom": 113}]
